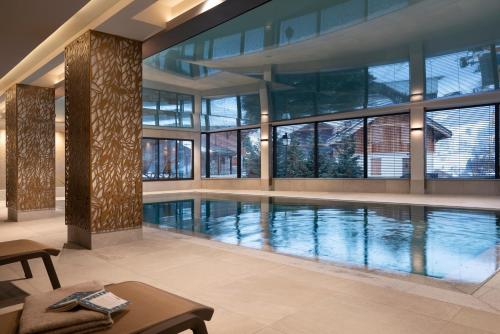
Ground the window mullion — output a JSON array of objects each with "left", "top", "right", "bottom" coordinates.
[{"left": 237, "top": 129, "right": 242, "bottom": 178}]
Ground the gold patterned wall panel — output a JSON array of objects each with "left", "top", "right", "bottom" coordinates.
[
  {"left": 65, "top": 30, "right": 142, "bottom": 233},
  {"left": 5, "top": 84, "right": 55, "bottom": 213},
  {"left": 65, "top": 32, "right": 91, "bottom": 231},
  {"left": 5, "top": 86, "right": 17, "bottom": 210}
]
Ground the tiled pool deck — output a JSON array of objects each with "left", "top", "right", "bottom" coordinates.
[{"left": 1, "top": 191, "right": 500, "bottom": 334}]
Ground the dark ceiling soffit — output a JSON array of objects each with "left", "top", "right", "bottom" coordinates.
[{"left": 142, "top": 0, "right": 271, "bottom": 59}]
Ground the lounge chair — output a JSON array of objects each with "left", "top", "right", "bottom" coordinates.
[
  {"left": 0, "top": 239, "right": 61, "bottom": 290},
  {"left": 0, "top": 281, "right": 214, "bottom": 334}
]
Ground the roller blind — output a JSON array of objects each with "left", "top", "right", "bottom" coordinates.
[
  {"left": 426, "top": 105, "right": 496, "bottom": 179},
  {"left": 425, "top": 46, "right": 495, "bottom": 99},
  {"left": 367, "top": 114, "right": 410, "bottom": 178}
]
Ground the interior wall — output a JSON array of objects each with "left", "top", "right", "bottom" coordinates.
[
  {"left": 426, "top": 180, "right": 500, "bottom": 196},
  {"left": 201, "top": 178, "right": 263, "bottom": 191},
  {"left": 272, "top": 179, "right": 410, "bottom": 194}
]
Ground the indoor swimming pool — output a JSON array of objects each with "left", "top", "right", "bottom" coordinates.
[{"left": 143, "top": 194, "right": 500, "bottom": 288}]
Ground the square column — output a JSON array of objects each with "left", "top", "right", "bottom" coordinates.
[
  {"left": 193, "top": 95, "right": 202, "bottom": 187},
  {"left": 65, "top": 31, "right": 143, "bottom": 249},
  {"left": 260, "top": 66, "right": 273, "bottom": 190},
  {"left": 5, "top": 84, "right": 55, "bottom": 221},
  {"left": 410, "top": 106, "right": 426, "bottom": 194}
]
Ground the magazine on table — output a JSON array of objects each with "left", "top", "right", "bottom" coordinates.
[{"left": 47, "top": 289, "right": 129, "bottom": 315}]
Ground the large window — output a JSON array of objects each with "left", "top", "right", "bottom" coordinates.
[
  {"left": 368, "top": 62, "right": 410, "bottom": 108},
  {"left": 201, "top": 94, "right": 261, "bottom": 131},
  {"left": 202, "top": 129, "right": 261, "bottom": 178},
  {"left": 272, "top": 61, "right": 410, "bottom": 121},
  {"left": 142, "top": 88, "right": 194, "bottom": 128},
  {"left": 241, "top": 128, "right": 261, "bottom": 178},
  {"left": 425, "top": 45, "right": 498, "bottom": 99},
  {"left": 209, "top": 131, "right": 238, "bottom": 178},
  {"left": 142, "top": 138, "right": 193, "bottom": 180},
  {"left": 274, "top": 114, "right": 409, "bottom": 179},
  {"left": 142, "top": 139, "right": 158, "bottom": 180},
  {"left": 426, "top": 105, "right": 497, "bottom": 179},
  {"left": 274, "top": 124, "right": 315, "bottom": 178},
  {"left": 318, "top": 119, "right": 364, "bottom": 178},
  {"left": 367, "top": 114, "right": 410, "bottom": 178}
]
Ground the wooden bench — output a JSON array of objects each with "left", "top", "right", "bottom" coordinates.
[
  {"left": 0, "top": 281, "right": 214, "bottom": 334},
  {"left": 0, "top": 239, "right": 61, "bottom": 290}
]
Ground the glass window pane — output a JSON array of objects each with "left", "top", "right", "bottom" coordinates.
[
  {"left": 244, "top": 27, "right": 264, "bottom": 54},
  {"left": 179, "top": 112, "right": 193, "bottom": 128},
  {"left": 201, "top": 94, "right": 260, "bottom": 130},
  {"left": 279, "top": 12, "right": 317, "bottom": 46},
  {"left": 142, "top": 139, "right": 158, "bottom": 180},
  {"left": 368, "top": 0, "right": 408, "bottom": 19},
  {"left": 201, "top": 134, "right": 207, "bottom": 178},
  {"left": 320, "top": 0, "right": 364, "bottom": 34},
  {"left": 319, "top": 68, "right": 365, "bottom": 113},
  {"left": 178, "top": 94, "right": 193, "bottom": 113},
  {"left": 177, "top": 141, "right": 193, "bottom": 179},
  {"left": 159, "top": 140, "right": 177, "bottom": 179},
  {"left": 272, "top": 91, "right": 316, "bottom": 120},
  {"left": 496, "top": 44, "right": 500, "bottom": 85},
  {"left": 240, "top": 94, "right": 261, "bottom": 125},
  {"left": 241, "top": 128, "right": 261, "bottom": 178},
  {"left": 144, "top": 89, "right": 194, "bottom": 128},
  {"left": 213, "top": 33, "right": 241, "bottom": 59},
  {"left": 318, "top": 119, "right": 364, "bottom": 178},
  {"left": 142, "top": 88, "right": 158, "bottom": 126},
  {"left": 425, "top": 46, "right": 495, "bottom": 99},
  {"left": 159, "top": 91, "right": 178, "bottom": 127},
  {"left": 210, "top": 96, "right": 238, "bottom": 118},
  {"left": 210, "top": 131, "right": 238, "bottom": 178},
  {"left": 274, "top": 124, "right": 315, "bottom": 178},
  {"left": 367, "top": 114, "right": 410, "bottom": 178},
  {"left": 368, "top": 62, "right": 410, "bottom": 107},
  {"left": 159, "top": 91, "right": 177, "bottom": 111},
  {"left": 158, "top": 112, "right": 177, "bottom": 127},
  {"left": 202, "top": 115, "right": 238, "bottom": 131},
  {"left": 426, "top": 105, "right": 496, "bottom": 179}
]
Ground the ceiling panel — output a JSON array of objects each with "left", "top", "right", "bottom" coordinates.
[{"left": 0, "top": 0, "right": 90, "bottom": 78}]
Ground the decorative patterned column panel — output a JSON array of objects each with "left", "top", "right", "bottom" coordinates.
[
  {"left": 6, "top": 84, "right": 55, "bottom": 221},
  {"left": 65, "top": 30, "right": 142, "bottom": 248}
]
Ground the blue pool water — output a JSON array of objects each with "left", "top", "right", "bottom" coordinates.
[{"left": 143, "top": 194, "right": 500, "bottom": 286}]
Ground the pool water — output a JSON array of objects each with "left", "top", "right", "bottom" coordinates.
[{"left": 143, "top": 194, "right": 500, "bottom": 287}]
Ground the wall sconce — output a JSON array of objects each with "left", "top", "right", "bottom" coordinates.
[{"left": 410, "top": 93, "right": 423, "bottom": 102}]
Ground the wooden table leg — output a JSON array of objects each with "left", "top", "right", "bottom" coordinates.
[
  {"left": 191, "top": 318, "right": 208, "bottom": 334},
  {"left": 21, "top": 259, "right": 33, "bottom": 279},
  {"left": 41, "top": 254, "right": 61, "bottom": 289}
]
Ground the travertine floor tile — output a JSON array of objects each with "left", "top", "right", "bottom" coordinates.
[
  {"left": 451, "top": 308, "right": 500, "bottom": 334},
  {"left": 1, "top": 194, "right": 500, "bottom": 334},
  {"left": 438, "top": 323, "right": 494, "bottom": 334}
]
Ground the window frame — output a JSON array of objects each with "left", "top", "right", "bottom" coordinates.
[
  {"left": 201, "top": 93, "right": 261, "bottom": 131},
  {"left": 423, "top": 44, "right": 500, "bottom": 101},
  {"left": 202, "top": 127, "right": 261, "bottom": 179},
  {"left": 424, "top": 103, "right": 499, "bottom": 180},
  {"left": 142, "top": 88, "right": 195, "bottom": 128},
  {"left": 142, "top": 137, "right": 195, "bottom": 181},
  {"left": 270, "top": 60, "right": 411, "bottom": 122},
  {"left": 272, "top": 112, "right": 410, "bottom": 179}
]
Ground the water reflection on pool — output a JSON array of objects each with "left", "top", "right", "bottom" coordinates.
[{"left": 143, "top": 194, "right": 500, "bottom": 286}]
